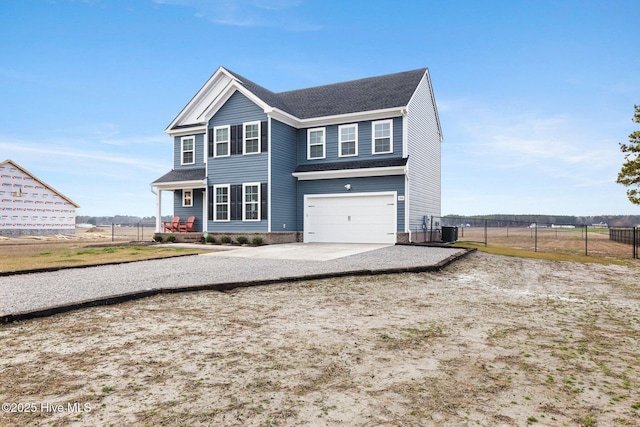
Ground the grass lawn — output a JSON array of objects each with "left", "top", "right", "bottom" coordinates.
[{"left": 0, "top": 244, "right": 209, "bottom": 273}]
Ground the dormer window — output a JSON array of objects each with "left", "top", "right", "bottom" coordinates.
[{"left": 181, "top": 136, "right": 195, "bottom": 165}]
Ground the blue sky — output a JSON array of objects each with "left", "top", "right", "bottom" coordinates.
[{"left": 1, "top": 0, "right": 638, "bottom": 217}]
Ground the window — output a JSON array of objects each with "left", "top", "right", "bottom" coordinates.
[
  {"left": 214, "top": 185, "right": 229, "bottom": 221},
  {"left": 181, "top": 137, "right": 195, "bottom": 165},
  {"left": 339, "top": 124, "right": 358, "bottom": 157},
  {"left": 372, "top": 120, "right": 393, "bottom": 154},
  {"left": 307, "top": 128, "right": 326, "bottom": 159},
  {"left": 214, "top": 125, "right": 230, "bottom": 157},
  {"left": 182, "top": 189, "right": 193, "bottom": 207},
  {"left": 243, "top": 183, "right": 260, "bottom": 221},
  {"left": 244, "top": 122, "right": 260, "bottom": 154}
]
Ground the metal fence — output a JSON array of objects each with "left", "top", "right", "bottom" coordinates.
[
  {"left": 439, "top": 217, "right": 640, "bottom": 260},
  {"left": 609, "top": 227, "right": 639, "bottom": 259}
]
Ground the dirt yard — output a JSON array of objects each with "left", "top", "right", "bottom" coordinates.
[{"left": 1, "top": 252, "right": 639, "bottom": 426}]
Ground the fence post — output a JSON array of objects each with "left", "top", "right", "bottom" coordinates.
[
  {"left": 430, "top": 216, "right": 434, "bottom": 243},
  {"left": 634, "top": 226, "right": 638, "bottom": 259},
  {"left": 484, "top": 219, "right": 487, "bottom": 247},
  {"left": 534, "top": 223, "right": 537, "bottom": 252},
  {"left": 585, "top": 225, "right": 588, "bottom": 256},
  {"left": 112, "top": 223, "right": 115, "bottom": 242}
]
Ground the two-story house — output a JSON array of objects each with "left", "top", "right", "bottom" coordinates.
[{"left": 151, "top": 66, "right": 442, "bottom": 244}]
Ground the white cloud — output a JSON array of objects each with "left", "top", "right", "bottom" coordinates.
[{"left": 152, "top": 0, "right": 321, "bottom": 31}]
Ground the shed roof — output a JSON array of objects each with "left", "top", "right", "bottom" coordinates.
[{"left": 151, "top": 168, "right": 206, "bottom": 184}]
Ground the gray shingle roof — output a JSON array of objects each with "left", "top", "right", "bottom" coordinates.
[
  {"left": 294, "top": 157, "right": 408, "bottom": 173},
  {"left": 152, "top": 168, "right": 206, "bottom": 184},
  {"left": 229, "top": 68, "right": 427, "bottom": 120}
]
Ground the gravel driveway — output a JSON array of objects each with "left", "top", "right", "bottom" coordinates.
[{"left": 0, "top": 245, "right": 467, "bottom": 319}]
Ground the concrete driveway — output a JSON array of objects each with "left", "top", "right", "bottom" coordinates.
[{"left": 205, "top": 242, "right": 391, "bottom": 261}]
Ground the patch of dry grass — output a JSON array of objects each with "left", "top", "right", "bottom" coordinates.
[{"left": 0, "top": 244, "right": 208, "bottom": 272}]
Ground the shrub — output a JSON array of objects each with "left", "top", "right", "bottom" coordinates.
[
  {"left": 236, "top": 236, "right": 249, "bottom": 244},
  {"left": 252, "top": 236, "right": 264, "bottom": 246},
  {"left": 220, "top": 236, "right": 232, "bottom": 244},
  {"left": 153, "top": 234, "right": 163, "bottom": 242},
  {"left": 166, "top": 235, "right": 176, "bottom": 243},
  {"left": 205, "top": 234, "right": 216, "bottom": 244}
]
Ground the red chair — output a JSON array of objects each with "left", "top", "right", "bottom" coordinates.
[
  {"left": 178, "top": 216, "right": 196, "bottom": 232},
  {"left": 163, "top": 216, "right": 180, "bottom": 232}
]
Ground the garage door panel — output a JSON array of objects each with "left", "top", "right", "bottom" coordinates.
[{"left": 304, "top": 193, "right": 396, "bottom": 244}]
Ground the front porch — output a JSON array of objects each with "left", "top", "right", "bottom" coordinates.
[{"left": 151, "top": 167, "right": 206, "bottom": 233}]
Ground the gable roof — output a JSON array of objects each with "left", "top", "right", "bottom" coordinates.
[
  {"left": 167, "top": 67, "right": 435, "bottom": 133},
  {"left": 0, "top": 159, "right": 80, "bottom": 208}
]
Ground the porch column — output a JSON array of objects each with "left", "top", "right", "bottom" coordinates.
[{"left": 155, "top": 188, "right": 162, "bottom": 232}]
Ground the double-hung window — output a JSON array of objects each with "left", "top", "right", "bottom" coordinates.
[
  {"left": 182, "top": 189, "right": 193, "bottom": 207},
  {"left": 214, "top": 125, "right": 230, "bottom": 157},
  {"left": 214, "top": 185, "right": 230, "bottom": 221},
  {"left": 307, "top": 128, "right": 326, "bottom": 160},
  {"left": 181, "top": 136, "right": 195, "bottom": 165},
  {"left": 372, "top": 120, "right": 393, "bottom": 154},
  {"left": 243, "top": 183, "right": 260, "bottom": 221},
  {"left": 244, "top": 122, "right": 260, "bottom": 154},
  {"left": 339, "top": 124, "right": 358, "bottom": 157}
]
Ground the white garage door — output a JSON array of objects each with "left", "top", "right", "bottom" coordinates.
[{"left": 304, "top": 192, "right": 397, "bottom": 244}]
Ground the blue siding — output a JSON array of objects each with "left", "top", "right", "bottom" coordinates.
[
  {"left": 206, "top": 90, "right": 269, "bottom": 233},
  {"left": 296, "top": 175, "right": 405, "bottom": 232},
  {"left": 209, "top": 91, "right": 267, "bottom": 127},
  {"left": 174, "top": 133, "right": 205, "bottom": 169},
  {"left": 296, "top": 116, "right": 403, "bottom": 165},
  {"left": 173, "top": 188, "right": 204, "bottom": 232},
  {"left": 270, "top": 119, "right": 298, "bottom": 231}
]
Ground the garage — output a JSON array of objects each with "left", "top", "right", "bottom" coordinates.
[{"left": 303, "top": 192, "right": 397, "bottom": 244}]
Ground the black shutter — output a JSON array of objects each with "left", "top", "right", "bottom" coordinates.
[
  {"left": 208, "top": 186, "right": 214, "bottom": 220},
  {"left": 230, "top": 184, "right": 242, "bottom": 221},
  {"left": 208, "top": 130, "right": 213, "bottom": 157},
  {"left": 230, "top": 126, "right": 237, "bottom": 155},
  {"left": 260, "top": 120, "right": 268, "bottom": 153},
  {"left": 236, "top": 124, "right": 243, "bottom": 155},
  {"left": 260, "top": 183, "right": 268, "bottom": 220}
]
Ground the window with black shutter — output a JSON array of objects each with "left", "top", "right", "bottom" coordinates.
[
  {"left": 261, "top": 120, "right": 268, "bottom": 153},
  {"left": 229, "top": 184, "right": 242, "bottom": 221},
  {"left": 207, "top": 186, "right": 214, "bottom": 219},
  {"left": 260, "top": 183, "right": 268, "bottom": 220}
]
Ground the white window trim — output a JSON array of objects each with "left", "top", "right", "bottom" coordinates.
[
  {"left": 182, "top": 189, "right": 193, "bottom": 207},
  {"left": 181, "top": 136, "right": 195, "bottom": 165},
  {"left": 243, "top": 121, "right": 261, "bottom": 155},
  {"left": 307, "top": 127, "right": 326, "bottom": 160},
  {"left": 338, "top": 123, "right": 358, "bottom": 158},
  {"left": 242, "top": 182, "right": 260, "bottom": 222},
  {"left": 213, "top": 125, "right": 230, "bottom": 158},
  {"left": 213, "top": 184, "right": 230, "bottom": 222},
  {"left": 372, "top": 119, "right": 394, "bottom": 155}
]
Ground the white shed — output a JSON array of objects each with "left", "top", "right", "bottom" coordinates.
[{"left": 0, "top": 159, "right": 79, "bottom": 236}]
